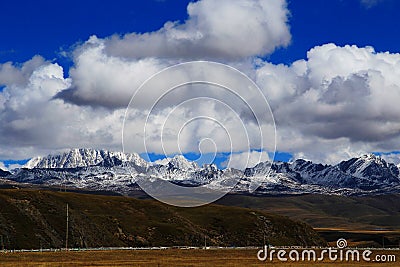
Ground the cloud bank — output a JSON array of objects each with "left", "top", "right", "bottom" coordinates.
[
  {"left": 226, "top": 150, "right": 270, "bottom": 169},
  {"left": 256, "top": 43, "right": 400, "bottom": 163},
  {"left": 105, "top": 0, "right": 291, "bottom": 60},
  {"left": 1, "top": 0, "right": 400, "bottom": 168}
]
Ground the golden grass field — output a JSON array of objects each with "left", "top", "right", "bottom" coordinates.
[{"left": 0, "top": 248, "right": 398, "bottom": 267}]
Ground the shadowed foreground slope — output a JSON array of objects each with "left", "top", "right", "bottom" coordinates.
[{"left": 0, "top": 189, "right": 325, "bottom": 249}]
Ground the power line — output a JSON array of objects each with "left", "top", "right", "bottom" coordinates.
[{"left": 65, "top": 203, "right": 69, "bottom": 252}]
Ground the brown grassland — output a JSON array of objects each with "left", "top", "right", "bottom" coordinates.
[{"left": 0, "top": 248, "right": 398, "bottom": 267}]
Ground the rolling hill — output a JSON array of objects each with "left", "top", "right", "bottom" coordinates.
[
  {"left": 216, "top": 193, "right": 400, "bottom": 247},
  {"left": 0, "top": 189, "right": 325, "bottom": 250}
]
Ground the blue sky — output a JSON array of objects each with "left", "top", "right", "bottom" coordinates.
[
  {"left": 1, "top": 0, "right": 400, "bottom": 168},
  {"left": 2, "top": 0, "right": 399, "bottom": 66},
  {"left": 0, "top": 0, "right": 191, "bottom": 67},
  {"left": 269, "top": 0, "right": 400, "bottom": 64}
]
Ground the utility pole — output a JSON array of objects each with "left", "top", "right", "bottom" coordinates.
[{"left": 65, "top": 203, "right": 69, "bottom": 251}]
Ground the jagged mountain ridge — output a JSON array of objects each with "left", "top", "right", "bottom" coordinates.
[
  {"left": 3, "top": 148, "right": 400, "bottom": 195},
  {"left": 25, "top": 148, "right": 148, "bottom": 169},
  {"left": 0, "top": 168, "right": 10, "bottom": 177}
]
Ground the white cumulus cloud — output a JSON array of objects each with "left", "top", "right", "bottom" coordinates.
[
  {"left": 104, "top": 0, "right": 291, "bottom": 60},
  {"left": 256, "top": 43, "right": 400, "bottom": 163},
  {"left": 225, "top": 150, "right": 270, "bottom": 169},
  {"left": 1, "top": 0, "right": 400, "bottom": 166}
]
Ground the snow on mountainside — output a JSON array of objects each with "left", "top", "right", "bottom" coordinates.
[
  {"left": 0, "top": 168, "right": 10, "bottom": 177},
  {"left": 244, "top": 154, "right": 400, "bottom": 191},
  {"left": 339, "top": 154, "right": 399, "bottom": 182},
  {"left": 25, "top": 148, "right": 148, "bottom": 169},
  {"left": 3, "top": 149, "right": 400, "bottom": 195},
  {"left": 149, "top": 155, "right": 223, "bottom": 185},
  {"left": 154, "top": 155, "right": 199, "bottom": 171}
]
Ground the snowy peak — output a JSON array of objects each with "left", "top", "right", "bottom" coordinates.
[
  {"left": 291, "top": 159, "right": 327, "bottom": 173},
  {"left": 244, "top": 161, "right": 272, "bottom": 177},
  {"left": 361, "top": 153, "right": 383, "bottom": 161},
  {"left": 201, "top": 163, "right": 218, "bottom": 172},
  {"left": 25, "top": 148, "right": 147, "bottom": 169},
  {"left": 155, "top": 155, "right": 199, "bottom": 171},
  {"left": 338, "top": 154, "right": 399, "bottom": 181},
  {"left": 25, "top": 157, "right": 44, "bottom": 169}
]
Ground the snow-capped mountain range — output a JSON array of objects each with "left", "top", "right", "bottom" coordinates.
[
  {"left": 1, "top": 148, "right": 400, "bottom": 195},
  {"left": 25, "top": 148, "right": 148, "bottom": 169}
]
